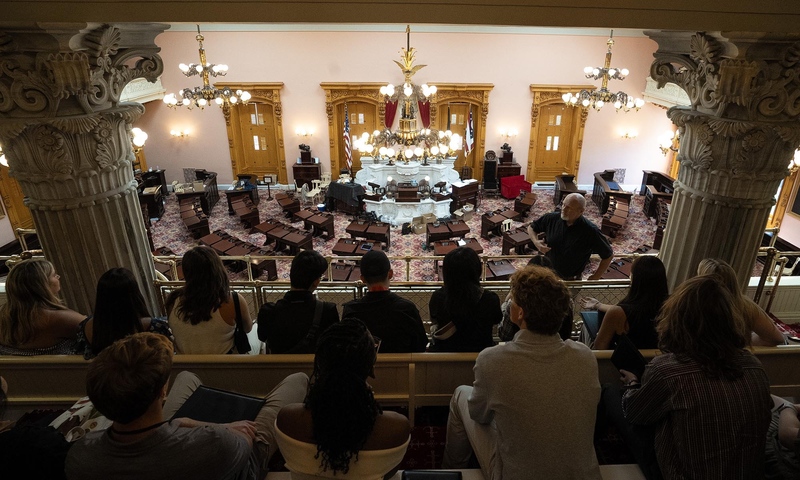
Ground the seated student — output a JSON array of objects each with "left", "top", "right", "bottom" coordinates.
[
  {"left": 428, "top": 247, "right": 501, "bottom": 352},
  {"left": 497, "top": 255, "right": 573, "bottom": 342},
  {"left": 582, "top": 256, "right": 668, "bottom": 350},
  {"left": 618, "top": 276, "right": 772, "bottom": 480},
  {"left": 77, "top": 268, "right": 173, "bottom": 359},
  {"left": 65, "top": 333, "right": 308, "bottom": 480},
  {"left": 0, "top": 258, "right": 86, "bottom": 355},
  {"left": 698, "top": 258, "right": 786, "bottom": 346},
  {"left": 765, "top": 395, "right": 800, "bottom": 480},
  {"left": 443, "top": 266, "right": 601, "bottom": 480},
  {"left": 276, "top": 319, "right": 410, "bottom": 479},
  {"left": 258, "top": 251, "right": 339, "bottom": 353},
  {"left": 166, "top": 246, "right": 254, "bottom": 354},
  {"left": 342, "top": 250, "right": 427, "bottom": 353}
]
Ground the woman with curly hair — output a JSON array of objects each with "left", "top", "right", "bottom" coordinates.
[
  {"left": 166, "top": 246, "right": 252, "bottom": 354},
  {"left": 697, "top": 257, "right": 786, "bottom": 346},
  {"left": 77, "top": 268, "right": 174, "bottom": 359},
  {"left": 582, "top": 256, "right": 669, "bottom": 350},
  {"left": 275, "top": 319, "right": 410, "bottom": 479},
  {"left": 429, "top": 247, "right": 501, "bottom": 352},
  {"left": 0, "top": 258, "right": 85, "bottom": 355}
]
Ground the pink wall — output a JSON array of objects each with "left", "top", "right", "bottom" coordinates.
[
  {"left": 141, "top": 29, "right": 671, "bottom": 187},
  {"left": 781, "top": 210, "right": 800, "bottom": 248}
]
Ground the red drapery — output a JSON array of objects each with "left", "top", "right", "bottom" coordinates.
[
  {"left": 384, "top": 100, "right": 398, "bottom": 129},
  {"left": 418, "top": 101, "right": 431, "bottom": 128}
]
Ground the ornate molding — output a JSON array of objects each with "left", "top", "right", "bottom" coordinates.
[
  {"left": 648, "top": 31, "right": 800, "bottom": 122},
  {"left": 0, "top": 23, "right": 165, "bottom": 119}
]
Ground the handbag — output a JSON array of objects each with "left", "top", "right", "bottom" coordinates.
[{"left": 232, "top": 292, "right": 251, "bottom": 354}]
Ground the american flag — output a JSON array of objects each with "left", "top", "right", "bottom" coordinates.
[{"left": 343, "top": 103, "right": 352, "bottom": 173}]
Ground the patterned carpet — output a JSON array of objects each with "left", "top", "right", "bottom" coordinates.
[{"left": 151, "top": 186, "right": 658, "bottom": 282}]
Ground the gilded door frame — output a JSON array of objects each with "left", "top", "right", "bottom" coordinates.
[
  {"left": 218, "top": 82, "right": 288, "bottom": 184},
  {"left": 528, "top": 84, "right": 592, "bottom": 181},
  {"left": 770, "top": 168, "right": 799, "bottom": 228},
  {"left": 431, "top": 84, "right": 493, "bottom": 181},
  {"left": 321, "top": 83, "right": 385, "bottom": 180}
]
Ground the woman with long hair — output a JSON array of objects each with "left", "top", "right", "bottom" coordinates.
[
  {"left": 0, "top": 258, "right": 85, "bottom": 355},
  {"left": 582, "top": 256, "right": 668, "bottom": 350},
  {"left": 697, "top": 257, "right": 786, "bottom": 346},
  {"left": 76, "top": 268, "right": 173, "bottom": 358},
  {"left": 618, "top": 275, "right": 772, "bottom": 479},
  {"left": 428, "top": 247, "right": 501, "bottom": 352},
  {"left": 275, "top": 319, "right": 410, "bottom": 479},
  {"left": 165, "top": 246, "right": 253, "bottom": 354}
]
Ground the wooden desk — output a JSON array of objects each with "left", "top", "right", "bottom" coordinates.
[
  {"left": 293, "top": 163, "right": 321, "bottom": 189},
  {"left": 294, "top": 208, "right": 316, "bottom": 223},
  {"left": 514, "top": 192, "right": 537, "bottom": 215},
  {"left": 554, "top": 174, "right": 587, "bottom": 207},
  {"left": 346, "top": 220, "right": 370, "bottom": 238},
  {"left": 139, "top": 185, "right": 164, "bottom": 219},
  {"left": 426, "top": 223, "right": 451, "bottom": 245},
  {"left": 496, "top": 163, "right": 522, "bottom": 181},
  {"left": 280, "top": 231, "right": 313, "bottom": 255},
  {"left": 640, "top": 170, "right": 676, "bottom": 196},
  {"left": 251, "top": 219, "right": 281, "bottom": 238},
  {"left": 481, "top": 213, "right": 506, "bottom": 239},
  {"left": 308, "top": 213, "right": 334, "bottom": 238},
  {"left": 592, "top": 169, "right": 633, "bottom": 215},
  {"left": 199, "top": 233, "right": 224, "bottom": 247},
  {"left": 433, "top": 240, "right": 459, "bottom": 256},
  {"left": 485, "top": 260, "right": 516, "bottom": 281},
  {"left": 265, "top": 225, "right": 292, "bottom": 246},
  {"left": 365, "top": 223, "right": 391, "bottom": 249},
  {"left": 332, "top": 238, "right": 359, "bottom": 256},
  {"left": 141, "top": 169, "right": 168, "bottom": 196},
  {"left": 499, "top": 209, "right": 520, "bottom": 221},
  {"left": 277, "top": 196, "right": 300, "bottom": 218},
  {"left": 451, "top": 180, "right": 479, "bottom": 212},
  {"left": 226, "top": 188, "right": 259, "bottom": 214},
  {"left": 329, "top": 262, "right": 355, "bottom": 281},
  {"left": 447, "top": 220, "right": 470, "bottom": 238},
  {"left": 502, "top": 228, "right": 533, "bottom": 255},
  {"left": 211, "top": 239, "right": 236, "bottom": 255}
]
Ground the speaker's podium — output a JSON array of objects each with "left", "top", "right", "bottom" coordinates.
[{"left": 482, "top": 150, "right": 499, "bottom": 194}]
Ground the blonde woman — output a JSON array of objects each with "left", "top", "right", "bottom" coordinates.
[
  {"left": 0, "top": 258, "right": 86, "bottom": 355},
  {"left": 697, "top": 258, "right": 786, "bottom": 346}
]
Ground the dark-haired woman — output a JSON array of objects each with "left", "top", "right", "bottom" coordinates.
[
  {"left": 76, "top": 268, "right": 174, "bottom": 359},
  {"left": 428, "top": 247, "right": 501, "bottom": 352},
  {"left": 582, "top": 256, "right": 668, "bottom": 350},
  {"left": 618, "top": 276, "right": 771, "bottom": 479},
  {"left": 166, "top": 246, "right": 253, "bottom": 354},
  {"left": 276, "top": 319, "right": 410, "bottom": 479}
]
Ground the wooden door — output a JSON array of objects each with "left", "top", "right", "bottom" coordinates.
[
  {"left": 235, "top": 101, "right": 279, "bottom": 179},
  {"left": 0, "top": 166, "right": 35, "bottom": 231},
  {"left": 442, "top": 103, "right": 473, "bottom": 174},
  {"left": 339, "top": 102, "right": 376, "bottom": 174},
  {"left": 533, "top": 104, "right": 575, "bottom": 181}
]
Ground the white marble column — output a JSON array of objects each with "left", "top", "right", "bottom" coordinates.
[
  {"left": 0, "top": 23, "right": 167, "bottom": 313},
  {"left": 646, "top": 31, "right": 800, "bottom": 289}
]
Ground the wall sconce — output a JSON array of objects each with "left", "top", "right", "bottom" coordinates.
[
  {"left": 658, "top": 130, "right": 680, "bottom": 155},
  {"left": 620, "top": 130, "right": 638, "bottom": 139},
  {"left": 296, "top": 128, "right": 314, "bottom": 138},
  {"left": 170, "top": 129, "right": 189, "bottom": 138},
  {"left": 131, "top": 128, "right": 148, "bottom": 152},
  {"left": 789, "top": 150, "right": 800, "bottom": 175},
  {"left": 499, "top": 128, "right": 518, "bottom": 140},
  {"left": 0, "top": 144, "right": 7, "bottom": 167}
]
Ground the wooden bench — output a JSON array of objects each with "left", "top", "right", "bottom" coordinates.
[{"left": 4, "top": 347, "right": 798, "bottom": 425}]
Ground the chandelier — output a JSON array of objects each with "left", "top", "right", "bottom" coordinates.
[
  {"left": 562, "top": 30, "right": 644, "bottom": 113},
  {"left": 353, "top": 26, "right": 461, "bottom": 164},
  {"left": 163, "top": 25, "right": 251, "bottom": 109}
]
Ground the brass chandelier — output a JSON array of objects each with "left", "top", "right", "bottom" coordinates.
[
  {"left": 163, "top": 25, "right": 251, "bottom": 109},
  {"left": 353, "top": 26, "right": 461, "bottom": 164},
  {"left": 562, "top": 31, "right": 644, "bottom": 113}
]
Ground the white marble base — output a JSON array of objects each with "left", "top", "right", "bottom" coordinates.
[
  {"left": 364, "top": 197, "right": 452, "bottom": 225},
  {"left": 355, "top": 157, "right": 461, "bottom": 187}
]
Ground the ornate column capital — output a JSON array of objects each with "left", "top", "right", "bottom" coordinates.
[{"left": 646, "top": 30, "right": 800, "bottom": 123}]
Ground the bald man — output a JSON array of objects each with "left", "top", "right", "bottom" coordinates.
[{"left": 527, "top": 193, "right": 613, "bottom": 280}]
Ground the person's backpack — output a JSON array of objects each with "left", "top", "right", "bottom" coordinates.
[{"left": 401, "top": 222, "right": 412, "bottom": 235}]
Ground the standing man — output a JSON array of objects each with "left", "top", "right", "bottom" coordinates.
[
  {"left": 442, "top": 266, "right": 602, "bottom": 480},
  {"left": 258, "top": 250, "right": 339, "bottom": 353},
  {"left": 342, "top": 250, "right": 428, "bottom": 353},
  {"left": 527, "top": 192, "right": 613, "bottom": 280}
]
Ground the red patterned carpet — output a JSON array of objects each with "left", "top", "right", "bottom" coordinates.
[{"left": 151, "top": 186, "right": 659, "bottom": 282}]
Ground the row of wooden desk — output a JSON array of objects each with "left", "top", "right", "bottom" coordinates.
[
  {"left": 345, "top": 220, "right": 391, "bottom": 249},
  {"left": 250, "top": 219, "right": 313, "bottom": 255},
  {"left": 426, "top": 220, "right": 470, "bottom": 246},
  {"left": 481, "top": 209, "right": 520, "bottom": 239},
  {"left": 179, "top": 197, "right": 210, "bottom": 239},
  {"left": 198, "top": 230, "right": 278, "bottom": 279},
  {"left": 294, "top": 208, "right": 335, "bottom": 238}
]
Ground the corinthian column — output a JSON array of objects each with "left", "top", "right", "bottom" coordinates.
[
  {"left": 646, "top": 31, "right": 800, "bottom": 290},
  {"left": 0, "top": 23, "right": 167, "bottom": 313}
]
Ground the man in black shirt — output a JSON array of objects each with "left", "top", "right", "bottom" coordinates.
[
  {"left": 342, "top": 250, "right": 428, "bottom": 352},
  {"left": 527, "top": 193, "right": 613, "bottom": 280},
  {"left": 258, "top": 251, "right": 339, "bottom": 353}
]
